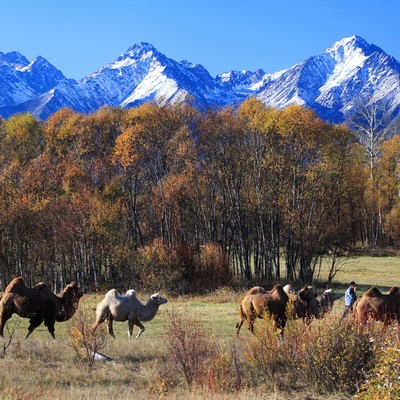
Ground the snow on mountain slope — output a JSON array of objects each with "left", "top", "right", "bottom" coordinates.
[
  {"left": 0, "top": 36, "right": 399, "bottom": 124},
  {"left": 250, "top": 35, "right": 400, "bottom": 122},
  {"left": 0, "top": 51, "right": 73, "bottom": 109}
]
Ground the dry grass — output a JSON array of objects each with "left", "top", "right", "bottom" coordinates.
[{"left": 0, "top": 255, "right": 399, "bottom": 399}]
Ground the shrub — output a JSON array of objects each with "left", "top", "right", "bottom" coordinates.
[
  {"left": 245, "top": 315, "right": 304, "bottom": 381},
  {"left": 304, "top": 315, "right": 373, "bottom": 394},
  {"left": 357, "top": 333, "right": 400, "bottom": 399},
  {"left": 207, "top": 340, "right": 245, "bottom": 394},
  {"left": 163, "top": 309, "right": 216, "bottom": 386},
  {"left": 68, "top": 307, "right": 108, "bottom": 369},
  {"left": 244, "top": 314, "right": 375, "bottom": 395}
]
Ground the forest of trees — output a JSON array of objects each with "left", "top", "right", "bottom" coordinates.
[{"left": 0, "top": 98, "right": 399, "bottom": 293}]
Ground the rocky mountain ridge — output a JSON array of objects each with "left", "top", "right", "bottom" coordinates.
[{"left": 0, "top": 35, "right": 399, "bottom": 123}]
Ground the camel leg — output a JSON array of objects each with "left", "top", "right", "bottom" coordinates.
[
  {"left": 127, "top": 320, "right": 134, "bottom": 339},
  {"left": 236, "top": 319, "right": 244, "bottom": 337},
  {"left": 107, "top": 318, "right": 115, "bottom": 338},
  {"left": 275, "top": 317, "right": 286, "bottom": 341},
  {"left": 0, "top": 314, "right": 10, "bottom": 337},
  {"left": 90, "top": 316, "right": 105, "bottom": 333},
  {"left": 44, "top": 319, "right": 56, "bottom": 339},
  {"left": 135, "top": 320, "right": 145, "bottom": 338},
  {"left": 247, "top": 320, "right": 255, "bottom": 334},
  {"left": 0, "top": 301, "right": 13, "bottom": 337},
  {"left": 25, "top": 317, "right": 44, "bottom": 339},
  {"left": 44, "top": 318, "right": 56, "bottom": 339},
  {"left": 397, "top": 321, "right": 400, "bottom": 338},
  {"left": 0, "top": 307, "right": 13, "bottom": 337}
]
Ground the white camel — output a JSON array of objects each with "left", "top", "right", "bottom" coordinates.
[{"left": 91, "top": 289, "right": 168, "bottom": 338}]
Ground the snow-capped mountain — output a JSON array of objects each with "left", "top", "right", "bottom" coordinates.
[
  {"left": 0, "top": 51, "right": 73, "bottom": 109},
  {"left": 0, "top": 36, "right": 399, "bottom": 124},
  {"left": 252, "top": 36, "right": 400, "bottom": 122}
]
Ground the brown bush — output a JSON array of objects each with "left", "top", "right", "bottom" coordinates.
[
  {"left": 303, "top": 315, "right": 373, "bottom": 393},
  {"left": 163, "top": 309, "right": 216, "bottom": 386}
]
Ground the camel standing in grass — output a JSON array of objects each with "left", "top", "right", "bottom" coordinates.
[
  {"left": 284, "top": 285, "right": 320, "bottom": 322},
  {"left": 91, "top": 289, "right": 168, "bottom": 338},
  {"left": 353, "top": 286, "right": 400, "bottom": 329},
  {"left": 0, "top": 277, "right": 84, "bottom": 338},
  {"left": 236, "top": 284, "right": 289, "bottom": 339}
]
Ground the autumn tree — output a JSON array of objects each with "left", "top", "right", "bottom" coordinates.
[
  {"left": 237, "top": 98, "right": 282, "bottom": 280},
  {"left": 347, "top": 98, "right": 395, "bottom": 245},
  {"left": 376, "top": 136, "right": 400, "bottom": 245},
  {"left": 196, "top": 107, "right": 256, "bottom": 279}
]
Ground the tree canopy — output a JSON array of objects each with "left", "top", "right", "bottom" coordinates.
[{"left": 0, "top": 100, "right": 398, "bottom": 292}]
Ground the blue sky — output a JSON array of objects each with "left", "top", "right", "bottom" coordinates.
[{"left": 0, "top": 1, "right": 399, "bottom": 80}]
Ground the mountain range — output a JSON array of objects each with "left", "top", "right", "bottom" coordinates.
[{"left": 0, "top": 35, "right": 399, "bottom": 124}]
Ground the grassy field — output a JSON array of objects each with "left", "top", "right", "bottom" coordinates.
[
  {"left": 331, "top": 254, "right": 400, "bottom": 292},
  {"left": 0, "top": 255, "right": 399, "bottom": 399}
]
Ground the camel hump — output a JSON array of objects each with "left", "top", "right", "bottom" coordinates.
[
  {"left": 5, "top": 276, "right": 26, "bottom": 293},
  {"left": 34, "top": 282, "right": 49, "bottom": 291},
  {"left": 389, "top": 287, "right": 400, "bottom": 296},
  {"left": 364, "top": 286, "right": 382, "bottom": 297},
  {"left": 271, "top": 284, "right": 288, "bottom": 300},
  {"left": 105, "top": 289, "right": 119, "bottom": 299},
  {"left": 125, "top": 289, "right": 137, "bottom": 297},
  {"left": 271, "top": 284, "right": 284, "bottom": 293},
  {"left": 248, "top": 286, "right": 265, "bottom": 295}
]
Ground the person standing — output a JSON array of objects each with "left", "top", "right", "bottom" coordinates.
[{"left": 342, "top": 281, "right": 357, "bottom": 318}]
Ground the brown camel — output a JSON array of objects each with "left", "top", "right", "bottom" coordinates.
[
  {"left": 236, "top": 284, "right": 289, "bottom": 339},
  {"left": 353, "top": 286, "right": 400, "bottom": 328},
  {"left": 0, "top": 277, "right": 84, "bottom": 338},
  {"left": 284, "top": 285, "right": 320, "bottom": 322}
]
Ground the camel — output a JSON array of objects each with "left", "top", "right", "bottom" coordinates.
[
  {"left": 283, "top": 284, "right": 298, "bottom": 297},
  {"left": 91, "top": 289, "right": 168, "bottom": 338},
  {"left": 319, "top": 288, "right": 341, "bottom": 316},
  {"left": 236, "top": 284, "right": 289, "bottom": 339},
  {"left": 284, "top": 285, "right": 320, "bottom": 322},
  {"left": 353, "top": 286, "right": 400, "bottom": 328},
  {"left": 0, "top": 277, "right": 84, "bottom": 338}
]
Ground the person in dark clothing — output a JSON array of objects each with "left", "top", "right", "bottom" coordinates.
[{"left": 341, "top": 281, "right": 357, "bottom": 318}]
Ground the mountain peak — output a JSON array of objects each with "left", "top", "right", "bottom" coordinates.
[
  {"left": 0, "top": 51, "right": 29, "bottom": 67},
  {"left": 325, "top": 35, "right": 383, "bottom": 61},
  {"left": 125, "top": 42, "right": 157, "bottom": 57}
]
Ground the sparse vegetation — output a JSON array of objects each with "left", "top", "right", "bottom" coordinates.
[{"left": 0, "top": 258, "right": 399, "bottom": 400}]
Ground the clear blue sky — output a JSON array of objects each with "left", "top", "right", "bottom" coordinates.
[{"left": 0, "top": 1, "right": 399, "bottom": 80}]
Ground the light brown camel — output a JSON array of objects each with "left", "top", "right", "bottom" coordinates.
[{"left": 236, "top": 284, "right": 289, "bottom": 339}]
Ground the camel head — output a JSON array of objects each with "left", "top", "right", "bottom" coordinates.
[
  {"left": 283, "top": 284, "right": 298, "bottom": 297},
  {"left": 298, "top": 286, "right": 318, "bottom": 302},
  {"left": 323, "top": 288, "right": 341, "bottom": 302},
  {"left": 150, "top": 293, "right": 168, "bottom": 305},
  {"left": 63, "top": 282, "right": 85, "bottom": 301}
]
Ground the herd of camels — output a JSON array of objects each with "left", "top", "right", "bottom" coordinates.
[
  {"left": 236, "top": 283, "right": 400, "bottom": 339},
  {"left": 0, "top": 277, "right": 398, "bottom": 340}
]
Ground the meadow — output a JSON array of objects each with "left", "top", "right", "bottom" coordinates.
[{"left": 0, "top": 255, "right": 399, "bottom": 399}]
